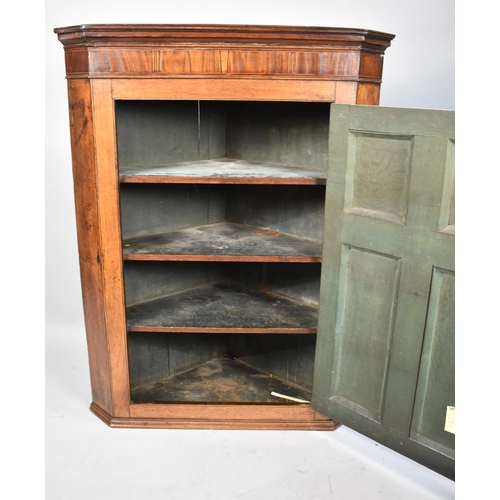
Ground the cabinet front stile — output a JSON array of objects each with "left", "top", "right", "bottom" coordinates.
[{"left": 69, "top": 78, "right": 131, "bottom": 419}]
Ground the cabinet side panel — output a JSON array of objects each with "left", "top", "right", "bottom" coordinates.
[
  {"left": 67, "top": 79, "right": 113, "bottom": 413},
  {"left": 356, "top": 83, "right": 381, "bottom": 105}
]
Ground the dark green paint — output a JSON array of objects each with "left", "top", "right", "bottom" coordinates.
[{"left": 312, "top": 104, "right": 455, "bottom": 479}]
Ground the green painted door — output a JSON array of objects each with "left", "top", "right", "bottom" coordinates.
[{"left": 313, "top": 104, "right": 455, "bottom": 479}]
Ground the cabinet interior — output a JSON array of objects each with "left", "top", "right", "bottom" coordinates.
[
  {"left": 128, "top": 333, "right": 316, "bottom": 403},
  {"left": 116, "top": 100, "right": 330, "bottom": 171},
  {"left": 116, "top": 100, "right": 331, "bottom": 405}
]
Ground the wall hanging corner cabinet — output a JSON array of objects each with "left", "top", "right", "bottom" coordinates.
[{"left": 55, "top": 24, "right": 455, "bottom": 479}]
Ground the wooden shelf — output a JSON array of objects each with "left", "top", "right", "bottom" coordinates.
[
  {"left": 131, "top": 357, "right": 313, "bottom": 403},
  {"left": 123, "top": 222, "right": 322, "bottom": 262},
  {"left": 119, "top": 158, "right": 327, "bottom": 185},
  {"left": 126, "top": 281, "right": 318, "bottom": 333}
]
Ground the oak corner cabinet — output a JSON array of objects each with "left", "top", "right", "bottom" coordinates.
[{"left": 55, "top": 24, "right": 455, "bottom": 479}]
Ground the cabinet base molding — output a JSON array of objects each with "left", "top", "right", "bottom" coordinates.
[{"left": 90, "top": 402, "right": 339, "bottom": 430}]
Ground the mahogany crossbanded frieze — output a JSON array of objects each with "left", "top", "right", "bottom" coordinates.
[{"left": 83, "top": 48, "right": 382, "bottom": 80}]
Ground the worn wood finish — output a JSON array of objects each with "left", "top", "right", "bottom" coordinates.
[
  {"left": 128, "top": 333, "right": 317, "bottom": 396},
  {"left": 55, "top": 24, "right": 395, "bottom": 432},
  {"left": 123, "top": 261, "right": 224, "bottom": 307},
  {"left": 129, "top": 402, "right": 333, "bottom": 423},
  {"left": 65, "top": 79, "right": 130, "bottom": 418},
  {"left": 120, "top": 183, "right": 326, "bottom": 248},
  {"left": 225, "top": 185, "right": 326, "bottom": 242},
  {"left": 120, "top": 160, "right": 327, "bottom": 185},
  {"left": 131, "top": 357, "right": 313, "bottom": 403},
  {"left": 226, "top": 262, "right": 322, "bottom": 306},
  {"left": 228, "top": 334, "right": 317, "bottom": 391},
  {"left": 113, "top": 78, "right": 340, "bottom": 102},
  {"left": 123, "top": 261, "right": 321, "bottom": 307},
  {"left": 90, "top": 80, "right": 131, "bottom": 417},
  {"left": 119, "top": 184, "right": 226, "bottom": 241},
  {"left": 126, "top": 281, "right": 319, "bottom": 333},
  {"left": 128, "top": 332, "right": 228, "bottom": 389},
  {"left": 116, "top": 101, "right": 329, "bottom": 171},
  {"left": 129, "top": 326, "right": 317, "bottom": 334},
  {"left": 66, "top": 79, "right": 114, "bottom": 414},
  {"left": 119, "top": 176, "right": 325, "bottom": 258},
  {"left": 123, "top": 222, "right": 322, "bottom": 262},
  {"left": 225, "top": 101, "right": 330, "bottom": 169},
  {"left": 313, "top": 105, "right": 454, "bottom": 479},
  {"left": 115, "top": 100, "right": 209, "bottom": 167}
]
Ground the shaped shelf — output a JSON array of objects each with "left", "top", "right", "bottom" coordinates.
[
  {"left": 126, "top": 281, "right": 319, "bottom": 333},
  {"left": 123, "top": 222, "right": 322, "bottom": 262},
  {"left": 119, "top": 158, "right": 327, "bottom": 185}
]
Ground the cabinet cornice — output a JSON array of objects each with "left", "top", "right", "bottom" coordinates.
[{"left": 55, "top": 24, "right": 394, "bottom": 82}]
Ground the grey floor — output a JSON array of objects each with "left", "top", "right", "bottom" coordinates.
[{"left": 46, "top": 323, "right": 455, "bottom": 500}]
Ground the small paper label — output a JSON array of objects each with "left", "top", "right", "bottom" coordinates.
[{"left": 444, "top": 406, "right": 455, "bottom": 434}]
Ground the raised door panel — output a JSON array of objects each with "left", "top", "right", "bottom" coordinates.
[
  {"left": 410, "top": 267, "right": 455, "bottom": 456},
  {"left": 313, "top": 104, "right": 455, "bottom": 479}
]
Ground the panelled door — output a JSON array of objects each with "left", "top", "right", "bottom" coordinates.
[{"left": 313, "top": 104, "right": 455, "bottom": 479}]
